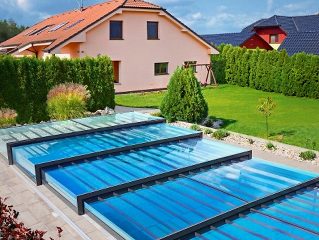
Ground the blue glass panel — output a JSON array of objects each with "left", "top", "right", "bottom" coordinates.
[{"left": 12, "top": 123, "right": 197, "bottom": 176}]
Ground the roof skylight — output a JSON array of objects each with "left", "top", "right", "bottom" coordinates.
[
  {"left": 49, "top": 22, "right": 69, "bottom": 32},
  {"left": 64, "top": 19, "right": 84, "bottom": 30},
  {"left": 29, "top": 25, "right": 53, "bottom": 35}
]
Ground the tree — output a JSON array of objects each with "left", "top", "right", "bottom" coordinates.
[
  {"left": 257, "top": 97, "right": 277, "bottom": 138},
  {"left": 160, "top": 67, "right": 208, "bottom": 123},
  {"left": 0, "top": 19, "right": 26, "bottom": 43}
]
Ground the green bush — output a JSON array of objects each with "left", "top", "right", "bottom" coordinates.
[
  {"left": 299, "top": 151, "right": 317, "bottom": 161},
  {"left": 212, "top": 129, "right": 229, "bottom": 140},
  {"left": 190, "top": 124, "right": 202, "bottom": 131},
  {"left": 0, "top": 55, "right": 115, "bottom": 123},
  {"left": 47, "top": 83, "right": 90, "bottom": 120},
  {"left": 266, "top": 142, "right": 276, "bottom": 150},
  {"left": 0, "top": 108, "right": 17, "bottom": 127},
  {"left": 160, "top": 67, "right": 208, "bottom": 123},
  {"left": 204, "top": 128, "right": 214, "bottom": 135},
  {"left": 212, "top": 45, "right": 319, "bottom": 99}
]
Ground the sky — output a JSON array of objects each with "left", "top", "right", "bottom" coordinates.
[{"left": 1, "top": 0, "right": 318, "bottom": 34}]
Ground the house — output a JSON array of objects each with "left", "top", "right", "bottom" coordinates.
[
  {"left": 0, "top": 0, "right": 218, "bottom": 93},
  {"left": 202, "top": 14, "right": 319, "bottom": 56}
]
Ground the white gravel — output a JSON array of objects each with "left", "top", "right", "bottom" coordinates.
[{"left": 170, "top": 121, "right": 319, "bottom": 166}]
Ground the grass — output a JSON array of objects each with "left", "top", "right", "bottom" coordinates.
[{"left": 116, "top": 84, "right": 319, "bottom": 150}]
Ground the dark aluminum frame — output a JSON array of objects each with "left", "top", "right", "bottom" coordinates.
[
  {"left": 76, "top": 150, "right": 252, "bottom": 215},
  {"left": 159, "top": 176, "right": 319, "bottom": 240},
  {"left": 6, "top": 117, "right": 166, "bottom": 165}
]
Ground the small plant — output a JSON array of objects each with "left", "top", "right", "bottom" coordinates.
[
  {"left": 299, "top": 151, "right": 317, "bottom": 161},
  {"left": 212, "top": 129, "right": 229, "bottom": 140},
  {"left": 190, "top": 124, "right": 202, "bottom": 131},
  {"left": 204, "top": 128, "right": 214, "bottom": 135},
  {"left": 0, "top": 108, "right": 17, "bottom": 127},
  {"left": 266, "top": 142, "right": 276, "bottom": 150},
  {"left": 47, "top": 83, "right": 91, "bottom": 120},
  {"left": 150, "top": 112, "right": 163, "bottom": 117},
  {"left": 257, "top": 97, "right": 276, "bottom": 139},
  {"left": 248, "top": 138, "right": 255, "bottom": 144}
]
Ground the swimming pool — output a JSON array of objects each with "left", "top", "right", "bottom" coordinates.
[{"left": 3, "top": 112, "right": 319, "bottom": 240}]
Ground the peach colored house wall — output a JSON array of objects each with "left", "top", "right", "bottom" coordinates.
[{"left": 79, "top": 10, "right": 213, "bottom": 93}]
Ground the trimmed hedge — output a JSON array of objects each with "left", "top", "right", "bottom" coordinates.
[
  {"left": 0, "top": 55, "right": 115, "bottom": 123},
  {"left": 211, "top": 45, "right": 319, "bottom": 98}
]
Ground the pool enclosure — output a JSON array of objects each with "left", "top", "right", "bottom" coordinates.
[{"left": 1, "top": 112, "right": 318, "bottom": 240}]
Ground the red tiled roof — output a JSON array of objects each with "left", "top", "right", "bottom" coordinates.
[{"left": 0, "top": 0, "right": 161, "bottom": 52}]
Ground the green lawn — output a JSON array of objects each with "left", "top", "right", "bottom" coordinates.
[{"left": 116, "top": 85, "right": 319, "bottom": 150}]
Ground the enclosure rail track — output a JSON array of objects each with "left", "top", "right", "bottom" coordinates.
[
  {"left": 75, "top": 149, "right": 252, "bottom": 215},
  {"left": 6, "top": 117, "right": 166, "bottom": 165},
  {"left": 158, "top": 176, "right": 319, "bottom": 240}
]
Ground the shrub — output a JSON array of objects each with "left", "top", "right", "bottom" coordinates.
[
  {"left": 0, "top": 197, "right": 62, "bottom": 239},
  {"left": 213, "top": 44, "right": 318, "bottom": 99},
  {"left": 212, "top": 129, "right": 229, "bottom": 140},
  {"left": 190, "top": 124, "right": 202, "bottom": 131},
  {"left": 160, "top": 67, "right": 208, "bottom": 123},
  {"left": 299, "top": 151, "right": 317, "bottom": 161},
  {"left": 0, "top": 108, "right": 17, "bottom": 127},
  {"left": 204, "top": 128, "right": 214, "bottom": 135},
  {"left": 266, "top": 142, "right": 276, "bottom": 150},
  {"left": 47, "top": 83, "right": 90, "bottom": 120},
  {"left": 0, "top": 55, "right": 115, "bottom": 123}
]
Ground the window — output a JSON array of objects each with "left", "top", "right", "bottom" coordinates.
[
  {"left": 49, "top": 22, "right": 69, "bottom": 32},
  {"left": 270, "top": 34, "right": 279, "bottom": 43},
  {"left": 155, "top": 62, "right": 168, "bottom": 75},
  {"left": 64, "top": 19, "right": 84, "bottom": 30},
  {"left": 110, "top": 21, "right": 123, "bottom": 40},
  {"left": 29, "top": 25, "right": 53, "bottom": 35},
  {"left": 147, "top": 21, "right": 159, "bottom": 40},
  {"left": 184, "top": 61, "right": 197, "bottom": 73}
]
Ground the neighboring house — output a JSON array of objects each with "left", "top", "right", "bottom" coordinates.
[
  {"left": 202, "top": 14, "right": 319, "bottom": 55},
  {"left": 0, "top": 0, "right": 218, "bottom": 93}
]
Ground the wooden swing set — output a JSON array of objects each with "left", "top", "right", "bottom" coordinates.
[{"left": 183, "top": 63, "right": 218, "bottom": 87}]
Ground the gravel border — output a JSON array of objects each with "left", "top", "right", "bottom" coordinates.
[{"left": 169, "top": 121, "right": 319, "bottom": 166}]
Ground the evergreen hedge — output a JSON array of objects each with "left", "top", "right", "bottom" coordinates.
[
  {"left": 160, "top": 67, "right": 208, "bottom": 123},
  {"left": 0, "top": 55, "right": 115, "bottom": 123},
  {"left": 211, "top": 45, "right": 319, "bottom": 99}
]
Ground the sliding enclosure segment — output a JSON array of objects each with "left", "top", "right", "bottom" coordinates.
[{"left": 6, "top": 112, "right": 165, "bottom": 163}]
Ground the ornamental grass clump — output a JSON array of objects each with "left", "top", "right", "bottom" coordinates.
[
  {"left": 0, "top": 108, "right": 17, "bottom": 127},
  {"left": 47, "top": 83, "right": 91, "bottom": 120}
]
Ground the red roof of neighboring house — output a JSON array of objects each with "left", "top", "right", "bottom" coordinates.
[{"left": 0, "top": 0, "right": 161, "bottom": 52}]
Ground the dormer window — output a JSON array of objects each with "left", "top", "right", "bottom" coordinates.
[
  {"left": 110, "top": 21, "right": 123, "bottom": 40},
  {"left": 270, "top": 34, "right": 279, "bottom": 43}
]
